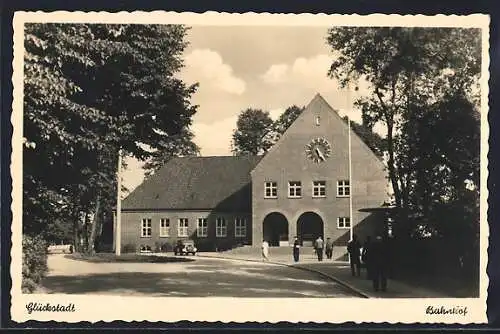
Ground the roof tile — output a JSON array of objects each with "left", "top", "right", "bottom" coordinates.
[{"left": 122, "top": 155, "right": 262, "bottom": 212}]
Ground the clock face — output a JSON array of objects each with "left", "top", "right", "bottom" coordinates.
[{"left": 305, "top": 138, "right": 332, "bottom": 163}]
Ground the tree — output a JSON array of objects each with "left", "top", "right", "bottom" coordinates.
[
  {"left": 143, "top": 130, "right": 200, "bottom": 178},
  {"left": 340, "top": 116, "right": 387, "bottom": 159},
  {"left": 326, "top": 27, "right": 481, "bottom": 239},
  {"left": 232, "top": 108, "right": 274, "bottom": 155},
  {"left": 264, "top": 105, "right": 305, "bottom": 143},
  {"left": 23, "top": 23, "right": 198, "bottom": 254}
]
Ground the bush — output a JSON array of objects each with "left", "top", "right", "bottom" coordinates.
[
  {"left": 121, "top": 243, "right": 136, "bottom": 253},
  {"left": 195, "top": 239, "right": 216, "bottom": 252},
  {"left": 160, "top": 242, "right": 173, "bottom": 252},
  {"left": 22, "top": 234, "right": 48, "bottom": 293}
]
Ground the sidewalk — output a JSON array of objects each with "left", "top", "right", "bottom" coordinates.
[{"left": 197, "top": 251, "right": 451, "bottom": 298}]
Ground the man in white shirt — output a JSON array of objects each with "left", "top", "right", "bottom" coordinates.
[{"left": 261, "top": 240, "right": 269, "bottom": 261}]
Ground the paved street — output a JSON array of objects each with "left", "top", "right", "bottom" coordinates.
[{"left": 40, "top": 254, "right": 359, "bottom": 297}]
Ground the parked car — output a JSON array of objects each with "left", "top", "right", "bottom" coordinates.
[{"left": 173, "top": 239, "right": 197, "bottom": 256}]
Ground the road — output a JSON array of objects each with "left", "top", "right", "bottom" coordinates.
[{"left": 40, "top": 254, "right": 359, "bottom": 297}]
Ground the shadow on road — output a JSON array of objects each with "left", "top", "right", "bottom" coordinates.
[{"left": 41, "top": 259, "right": 357, "bottom": 298}]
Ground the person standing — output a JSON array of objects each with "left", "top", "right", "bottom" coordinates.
[
  {"left": 347, "top": 234, "right": 362, "bottom": 276},
  {"left": 371, "top": 235, "right": 388, "bottom": 292},
  {"left": 292, "top": 236, "right": 300, "bottom": 262},
  {"left": 325, "top": 237, "right": 333, "bottom": 260},
  {"left": 261, "top": 240, "right": 269, "bottom": 262},
  {"left": 361, "top": 236, "right": 372, "bottom": 280},
  {"left": 314, "top": 236, "right": 324, "bottom": 261}
]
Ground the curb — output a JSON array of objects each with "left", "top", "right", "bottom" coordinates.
[{"left": 197, "top": 254, "right": 370, "bottom": 298}]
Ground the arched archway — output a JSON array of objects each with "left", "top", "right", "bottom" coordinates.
[
  {"left": 263, "top": 212, "right": 289, "bottom": 247},
  {"left": 297, "top": 212, "right": 324, "bottom": 246}
]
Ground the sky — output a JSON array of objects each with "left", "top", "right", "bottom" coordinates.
[{"left": 121, "top": 25, "right": 380, "bottom": 195}]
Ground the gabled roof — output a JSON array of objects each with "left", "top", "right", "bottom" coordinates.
[
  {"left": 251, "top": 93, "right": 385, "bottom": 174},
  {"left": 122, "top": 155, "right": 262, "bottom": 211}
]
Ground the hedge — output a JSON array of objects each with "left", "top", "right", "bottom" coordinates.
[{"left": 22, "top": 234, "right": 48, "bottom": 293}]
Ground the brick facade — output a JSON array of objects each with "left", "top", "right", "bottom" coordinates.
[
  {"left": 116, "top": 94, "right": 388, "bottom": 253},
  {"left": 251, "top": 94, "right": 388, "bottom": 247},
  {"left": 118, "top": 210, "right": 252, "bottom": 252}
]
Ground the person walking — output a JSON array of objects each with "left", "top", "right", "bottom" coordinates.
[
  {"left": 325, "top": 237, "right": 333, "bottom": 260},
  {"left": 371, "top": 235, "right": 388, "bottom": 292},
  {"left": 261, "top": 240, "right": 269, "bottom": 262},
  {"left": 292, "top": 236, "right": 300, "bottom": 262},
  {"left": 347, "top": 234, "right": 362, "bottom": 276},
  {"left": 314, "top": 236, "right": 324, "bottom": 261},
  {"left": 361, "top": 236, "right": 372, "bottom": 280}
]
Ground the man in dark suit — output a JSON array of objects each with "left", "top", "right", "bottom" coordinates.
[
  {"left": 292, "top": 236, "right": 300, "bottom": 262},
  {"left": 370, "top": 235, "right": 389, "bottom": 292},
  {"left": 347, "top": 234, "right": 362, "bottom": 276}
]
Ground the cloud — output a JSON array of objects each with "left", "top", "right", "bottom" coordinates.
[
  {"left": 260, "top": 64, "right": 289, "bottom": 84},
  {"left": 122, "top": 156, "right": 146, "bottom": 195},
  {"left": 182, "top": 49, "right": 246, "bottom": 95},
  {"left": 190, "top": 107, "right": 287, "bottom": 157},
  {"left": 191, "top": 115, "right": 239, "bottom": 156},
  {"left": 260, "top": 54, "right": 372, "bottom": 102},
  {"left": 261, "top": 54, "right": 333, "bottom": 90},
  {"left": 269, "top": 108, "right": 285, "bottom": 121}
]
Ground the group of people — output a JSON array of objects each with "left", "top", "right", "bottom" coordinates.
[
  {"left": 261, "top": 234, "right": 389, "bottom": 292},
  {"left": 293, "top": 236, "right": 335, "bottom": 262},
  {"left": 347, "top": 234, "right": 389, "bottom": 292}
]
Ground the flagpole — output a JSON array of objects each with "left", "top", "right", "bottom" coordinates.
[
  {"left": 115, "top": 148, "right": 122, "bottom": 256},
  {"left": 347, "top": 84, "right": 354, "bottom": 243},
  {"left": 348, "top": 115, "right": 353, "bottom": 242}
]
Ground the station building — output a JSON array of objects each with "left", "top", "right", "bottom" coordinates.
[{"left": 116, "top": 94, "right": 389, "bottom": 255}]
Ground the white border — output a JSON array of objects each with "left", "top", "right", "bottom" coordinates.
[{"left": 11, "top": 11, "right": 490, "bottom": 324}]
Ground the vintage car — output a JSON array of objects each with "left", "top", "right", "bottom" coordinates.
[{"left": 173, "top": 239, "right": 197, "bottom": 256}]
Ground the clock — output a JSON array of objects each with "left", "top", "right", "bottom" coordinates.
[{"left": 305, "top": 138, "right": 332, "bottom": 163}]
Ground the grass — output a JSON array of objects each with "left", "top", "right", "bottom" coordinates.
[{"left": 65, "top": 252, "right": 195, "bottom": 264}]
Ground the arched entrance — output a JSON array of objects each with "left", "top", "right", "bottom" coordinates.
[
  {"left": 263, "top": 212, "right": 289, "bottom": 247},
  {"left": 297, "top": 212, "right": 324, "bottom": 246}
]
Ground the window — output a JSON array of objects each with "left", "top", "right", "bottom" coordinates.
[
  {"left": 337, "top": 217, "right": 351, "bottom": 229},
  {"left": 288, "top": 181, "right": 302, "bottom": 198},
  {"left": 216, "top": 217, "right": 227, "bottom": 237},
  {"left": 178, "top": 218, "right": 189, "bottom": 237},
  {"left": 337, "top": 180, "right": 350, "bottom": 197},
  {"left": 264, "top": 181, "right": 278, "bottom": 198},
  {"left": 312, "top": 181, "right": 326, "bottom": 197},
  {"left": 141, "top": 218, "right": 152, "bottom": 237},
  {"left": 160, "top": 218, "right": 170, "bottom": 237},
  {"left": 197, "top": 218, "right": 208, "bottom": 237},
  {"left": 140, "top": 245, "right": 152, "bottom": 253},
  {"left": 315, "top": 116, "right": 321, "bottom": 126},
  {"left": 235, "top": 217, "right": 246, "bottom": 237}
]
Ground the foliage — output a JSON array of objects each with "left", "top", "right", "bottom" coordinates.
[
  {"left": 326, "top": 27, "right": 481, "bottom": 240},
  {"left": 23, "top": 23, "right": 198, "bottom": 255},
  {"left": 232, "top": 108, "right": 274, "bottom": 155},
  {"left": 265, "top": 105, "right": 305, "bottom": 143},
  {"left": 341, "top": 116, "right": 387, "bottom": 158},
  {"left": 232, "top": 104, "right": 386, "bottom": 159},
  {"left": 22, "top": 235, "right": 48, "bottom": 293}
]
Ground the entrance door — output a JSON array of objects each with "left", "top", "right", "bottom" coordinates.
[
  {"left": 297, "top": 212, "right": 324, "bottom": 246},
  {"left": 263, "top": 212, "right": 288, "bottom": 247}
]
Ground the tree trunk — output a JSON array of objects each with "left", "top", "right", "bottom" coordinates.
[
  {"left": 88, "top": 194, "right": 101, "bottom": 256},
  {"left": 386, "top": 118, "right": 402, "bottom": 208},
  {"left": 73, "top": 208, "right": 80, "bottom": 253}
]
